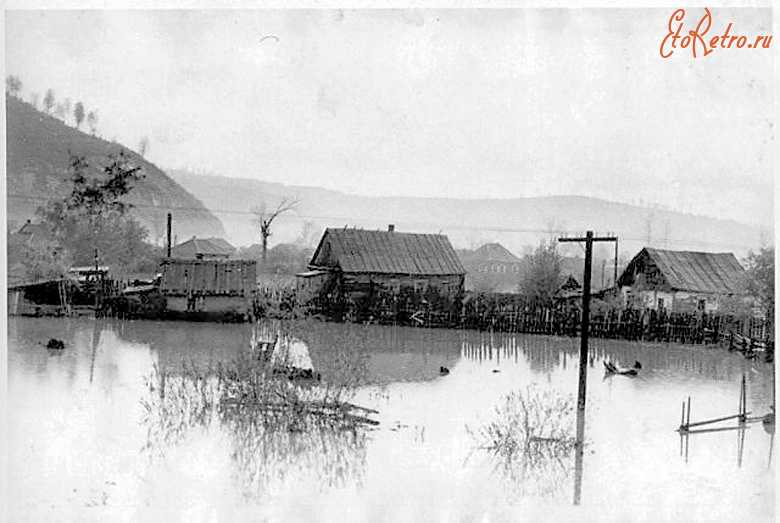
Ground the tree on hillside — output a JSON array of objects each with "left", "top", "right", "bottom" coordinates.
[
  {"left": 43, "top": 89, "right": 55, "bottom": 114},
  {"left": 87, "top": 111, "right": 98, "bottom": 135},
  {"left": 74, "top": 102, "right": 85, "bottom": 129},
  {"left": 54, "top": 98, "right": 72, "bottom": 123},
  {"left": 54, "top": 102, "right": 67, "bottom": 121},
  {"left": 251, "top": 197, "right": 300, "bottom": 269},
  {"left": 5, "top": 75, "right": 22, "bottom": 97},
  {"left": 518, "top": 238, "right": 564, "bottom": 305},
  {"left": 138, "top": 135, "right": 149, "bottom": 157}
]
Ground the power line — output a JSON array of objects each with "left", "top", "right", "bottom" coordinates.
[{"left": 6, "top": 192, "right": 766, "bottom": 250}]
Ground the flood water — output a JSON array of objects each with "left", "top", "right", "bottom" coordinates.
[{"left": 7, "top": 316, "right": 776, "bottom": 522}]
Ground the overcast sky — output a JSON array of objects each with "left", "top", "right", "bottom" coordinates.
[{"left": 4, "top": 7, "right": 774, "bottom": 227}]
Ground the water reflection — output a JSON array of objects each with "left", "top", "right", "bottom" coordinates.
[
  {"left": 471, "top": 385, "right": 579, "bottom": 500},
  {"left": 8, "top": 317, "right": 775, "bottom": 521},
  {"left": 140, "top": 338, "right": 376, "bottom": 500}
]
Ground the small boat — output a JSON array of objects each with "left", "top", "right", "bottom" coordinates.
[{"left": 604, "top": 360, "right": 641, "bottom": 376}]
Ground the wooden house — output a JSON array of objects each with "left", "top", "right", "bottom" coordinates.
[
  {"left": 616, "top": 247, "right": 745, "bottom": 313},
  {"left": 298, "top": 226, "right": 466, "bottom": 305},
  {"left": 160, "top": 258, "right": 257, "bottom": 317},
  {"left": 171, "top": 237, "right": 236, "bottom": 260}
]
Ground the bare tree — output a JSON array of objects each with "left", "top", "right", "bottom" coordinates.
[
  {"left": 138, "top": 135, "right": 149, "bottom": 157},
  {"left": 87, "top": 110, "right": 98, "bottom": 135},
  {"left": 53, "top": 102, "right": 67, "bottom": 121},
  {"left": 5, "top": 75, "right": 22, "bottom": 97},
  {"left": 74, "top": 102, "right": 85, "bottom": 129},
  {"left": 251, "top": 197, "right": 300, "bottom": 268},
  {"left": 43, "top": 89, "right": 55, "bottom": 114}
]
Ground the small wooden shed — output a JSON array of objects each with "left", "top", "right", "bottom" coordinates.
[{"left": 160, "top": 258, "right": 257, "bottom": 315}]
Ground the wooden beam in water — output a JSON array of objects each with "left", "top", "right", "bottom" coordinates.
[
  {"left": 681, "top": 425, "right": 750, "bottom": 436},
  {"left": 679, "top": 412, "right": 752, "bottom": 432}
]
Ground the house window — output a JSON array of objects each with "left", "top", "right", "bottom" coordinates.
[
  {"left": 657, "top": 298, "right": 665, "bottom": 310},
  {"left": 389, "top": 278, "right": 400, "bottom": 293},
  {"left": 698, "top": 299, "right": 706, "bottom": 312},
  {"left": 414, "top": 279, "right": 428, "bottom": 293}
]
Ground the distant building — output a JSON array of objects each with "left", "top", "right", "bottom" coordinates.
[
  {"left": 171, "top": 237, "right": 235, "bottom": 260},
  {"left": 15, "top": 219, "right": 54, "bottom": 243},
  {"left": 458, "top": 242, "right": 524, "bottom": 293},
  {"left": 616, "top": 247, "right": 746, "bottom": 313},
  {"left": 298, "top": 226, "right": 466, "bottom": 306}
]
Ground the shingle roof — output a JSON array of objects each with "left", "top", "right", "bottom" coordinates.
[
  {"left": 472, "top": 243, "right": 522, "bottom": 263},
  {"left": 312, "top": 228, "right": 465, "bottom": 275},
  {"left": 172, "top": 237, "right": 234, "bottom": 258},
  {"left": 205, "top": 237, "right": 236, "bottom": 254},
  {"left": 623, "top": 247, "right": 745, "bottom": 294}
]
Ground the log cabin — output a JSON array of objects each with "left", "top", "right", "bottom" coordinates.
[{"left": 298, "top": 226, "right": 466, "bottom": 309}]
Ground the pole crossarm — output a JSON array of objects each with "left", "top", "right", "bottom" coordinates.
[{"left": 559, "top": 236, "right": 617, "bottom": 243}]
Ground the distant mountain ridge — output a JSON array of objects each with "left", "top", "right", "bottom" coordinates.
[
  {"left": 167, "top": 169, "right": 768, "bottom": 261},
  {"left": 5, "top": 95, "right": 226, "bottom": 242}
]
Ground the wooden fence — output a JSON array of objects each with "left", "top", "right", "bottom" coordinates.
[{"left": 290, "top": 290, "right": 773, "bottom": 350}]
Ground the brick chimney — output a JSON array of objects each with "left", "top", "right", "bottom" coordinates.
[{"left": 388, "top": 224, "right": 395, "bottom": 232}]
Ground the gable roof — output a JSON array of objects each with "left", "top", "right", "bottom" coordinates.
[
  {"left": 471, "top": 243, "right": 522, "bottom": 263},
  {"left": 16, "top": 220, "right": 53, "bottom": 241},
  {"left": 171, "top": 237, "right": 235, "bottom": 258},
  {"left": 311, "top": 228, "right": 465, "bottom": 275},
  {"left": 204, "top": 237, "right": 236, "bottom": 254},
  {"left": 620, "top": 247, "right": 745, "bottom": 294}
]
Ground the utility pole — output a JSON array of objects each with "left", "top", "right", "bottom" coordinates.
[
  {"left": 559, "top": 231, "right": 617, "bottom": 506},
  {"left": 559, "top": 231, "right": 617, "bottom": 411},
  {"left": 166, "top": 212, "right": 172, "bottom": 258},
  {"left": 614, "top": 237, "right": 619, "bottom": 287}
]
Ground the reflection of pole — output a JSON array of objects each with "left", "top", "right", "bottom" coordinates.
[
  {"left": 94, "top": 248, "right": 100, "bottom": 315},
  {"left": 737, "top": 424, "right": 746, "bottom": 468},
  {"left": 573, "top": 407, "right": 586, "bottom": 505},
  {"left": 89, "top": 318, "right": 101, "bottom": 384}
]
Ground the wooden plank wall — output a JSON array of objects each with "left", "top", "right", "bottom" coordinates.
[{"left": 161, "top": 259, "right": 257, "bottom": 296}]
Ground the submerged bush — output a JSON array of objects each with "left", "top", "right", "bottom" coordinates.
[
  {"left": 471, "top": 385, "right": 579, "bottom": 497},
  {"left": 140, "top": 339, "right": 377, "bottom": 498}
]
